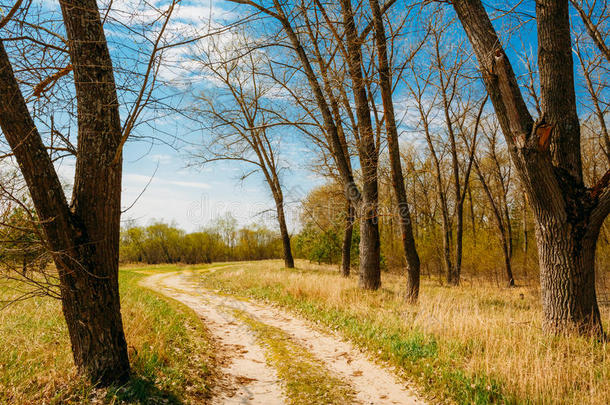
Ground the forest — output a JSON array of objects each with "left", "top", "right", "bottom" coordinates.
[{"left": 0, "top": 0, "right": 609, "bottom": 404}]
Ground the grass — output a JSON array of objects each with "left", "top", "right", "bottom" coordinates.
[
  {"left": 0, "top": 264, "right": 218, "bottom": 404},
  {"left": 189, "top": 259, "right": 610, "bottom": 405},
  {"left": 231, "top": 308, "right": 357, "bottom": 404}
]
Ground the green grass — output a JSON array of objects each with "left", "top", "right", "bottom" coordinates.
[
  {"left": 231, "top": 308, "right": 357, "bottom": 404},
  {"left": 0, "top": 265, "right": 218, "bottom": 404}
]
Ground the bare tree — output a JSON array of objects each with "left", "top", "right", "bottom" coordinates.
[
  {"left": 0, "top": 0, "right": 188, "bottom": 383},
  {"left": 227, "top": 0, "right": 386, "bottom": 289},
  {"left": 0, "top": 0, "right": 130, "bottom": 383},
  {"left": 469, "top": 118, "right": 516, "bottom": 287},
  {"left": 451, "top": 0, "right": 609, "bottom": 335},
  {"left": 192, "top": 33, "right": 295, "bottom": 268},
  {"left": 368, "top": 0, "right": 421, "bottom": 301}
]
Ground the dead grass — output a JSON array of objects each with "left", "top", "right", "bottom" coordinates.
[{"left": 195, "top": 259, "right": 609, "bottom": 404}]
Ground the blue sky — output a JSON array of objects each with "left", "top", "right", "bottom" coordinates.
[
  {"left": 5, "top": 0, "right": 606, "bottom": 233},
  {"left": 119, "top": 132, "right": 319, "bottom": 233},
  {"left": 15, "top": 0, "right": 324, "bottom": 233}
]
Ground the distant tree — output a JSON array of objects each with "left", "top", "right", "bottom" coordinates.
[{"left": 192, "top": 34, "right": 295, "bottom": 268}]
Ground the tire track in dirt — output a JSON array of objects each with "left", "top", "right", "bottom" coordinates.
[{"left": 142, "top": 271, "right": 424, "bottom": 405}]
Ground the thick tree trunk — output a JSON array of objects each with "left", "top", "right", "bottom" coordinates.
[
  {"left": 341, "top": 200, "right": 354, "bottom": 277},
  {"left": 275, "top": 198, "right": 294, "bottom": 268},
  {"left": 0, "top": 0, "right": 130, "bottom": 385},
  {"left": 340, "top": 0, "right": 381, "bottom": 290},
  {"left": 535, "top": 213, "right": 602, "bottom": 334},
  {"left": 358, "top": 195, "right": 381, "bottom": 289},
  {"left": 60, "top": 0, "right": 130, "bottom": 382},
  {"left": 369, "top": 0, "right": 421, "bottom": 301}
]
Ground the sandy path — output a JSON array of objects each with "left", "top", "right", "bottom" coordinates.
[
  {"left": 142, "top": 272, "right": 285, "bottom": 405},
  {"left": 142, "top": 271, "right": 424, "bottom": 405}
]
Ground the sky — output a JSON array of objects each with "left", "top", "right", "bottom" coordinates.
[
  {"left": 4, "top": 0, "right": 605, "bottom": 233},
  {"left": 118, "top": 135, "right": 319, "bottom": 233},
  {"left": 112, "top": 1, "right": 322, "bottom": 232},
  {"left": 23, "top": 0, "right": 324, "bottom": 233}
]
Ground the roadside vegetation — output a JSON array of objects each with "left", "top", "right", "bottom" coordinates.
[
  {"left": 0, "top": 266, "right": 217, "bottom": 404},
  {"left": 188, "top": 260, "right": 610, "bottom": 405}
]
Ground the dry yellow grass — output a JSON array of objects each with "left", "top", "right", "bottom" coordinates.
[
  {"left": 196, "top": 259, "right": 609, "bottom": 404},
  {"left": 0, "top": 266, "right": 217, "bottom": 404}
]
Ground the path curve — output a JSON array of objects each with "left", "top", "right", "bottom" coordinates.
[{"left": 142, "top": 270, "right": 424, "bottom": 405}]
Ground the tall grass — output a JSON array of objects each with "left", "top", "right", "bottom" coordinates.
[
  {"left": 0, "top": 266, "right": 217, "bottom": 404},
  {"left": 193, "top": 260, "right": 609, "bottom": 404}
]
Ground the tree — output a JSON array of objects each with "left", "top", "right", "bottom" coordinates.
[
  {"left": 192, "top": 32, "right": 295, "bottom": 268},
  {"left": 0, "top": 0, "right": 130, "bottom": 383},
  {"left": 227, "top": 0, "right": 387, "bottom": 289},
  {"left": 451, "top": 0, "right": 609, "bottom": 335},
  {"left": 469, "top": 118, "right": 516, "bottom": 287},
  {"left": 369, "top": 0, "right": 421, "bottom": 300},
  {"left": 405, "top": 17, "right": 481, "bottom": 287}
]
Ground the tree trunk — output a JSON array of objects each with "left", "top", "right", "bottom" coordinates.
[
  {"left": 451, "top": 200, "right": 464, "bottom": 286},
  {"left": 522, "top": 191, "right": 529, "bottom": 256},
  {"left": 341, "top": 200, "right": 354, "bottom": 277},
  {"left": 275, "top": 198, "right": 294, "bottom": 268},
  {"left": 535, "top": 212, "right": 602, "bottom": 333},
  {"left": 468, "top": 187, "right": 476, "bottom": 247},
  {"left": 340, "top": 0, "right": 381, "bottom": 290},
  {"left": 500, "top": 230, "right": 515, "bottom": 287},
  {"left": 358, "top": 196, "right": 381, "bottom": 289},
  {"left": 0, "top": 0, "right": 130, "bottom": 385},
  {"left": 369, "top": 0, "right": 421, "bottom": 302}
]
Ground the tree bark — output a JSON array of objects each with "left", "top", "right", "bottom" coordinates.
[
  {"left": 453, "top": 0, "right": 607, "bottom": 336},
  {"left": 0, "top": 0, "right": 130, "bottom": 385},
  {"left": 341, "top": 200, "right": 354, "bottom": 277},
  {"left": 275, "top": 197, "right": 295, "bottom": 268}
]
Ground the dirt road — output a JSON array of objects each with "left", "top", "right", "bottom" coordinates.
[{"left": 142, "top": 270, "right": 423, "bottom": 405}]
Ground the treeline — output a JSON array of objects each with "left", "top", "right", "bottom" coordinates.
[
  {"left": 120, "top": 216, "right": 283, "bottom": 264},
  {"left": 295, "top": 180, "right": 610, "bottom": 287}
]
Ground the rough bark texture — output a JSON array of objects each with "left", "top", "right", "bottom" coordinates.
[
  {"left": 341, "top": 201, "right": 354, "bottom": 277},
  {"left": 275, "top": 197, "right": 295, "bottom": 268},
  {"left": 0, "top": 0, "right": 130, "bottom": 384},
  {"left": 453, "top": 0, "right": 608, "bottom": 335},
  {"left": 369, "top": 0, "right": 420, "bottom": 301}
]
